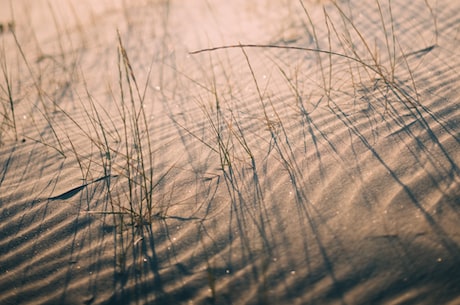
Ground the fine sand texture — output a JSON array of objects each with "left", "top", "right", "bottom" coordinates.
[{"left": 1, "top": 0, "right": 459, "bottom": 304}]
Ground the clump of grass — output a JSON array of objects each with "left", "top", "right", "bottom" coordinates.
[
  {"left": 173, "top": 49, "right": 278, "bottom": 285},
  {"left": 0, "top": 44, "right": 18, "bottom": 144},
  {"left": 7, "top": 18, "right": 68, "bottom": 156},
  {"left": 115, "top": 30, "right": 156, "bottom": 226},
  {"left": 1, "top": 1, "right": 88, "bottom": 153},
  {"left": 76, "top": 31, "right": 176, "bottom": 229},
  {"left": 7, "top": 17, "right": 177, "bottom": 228},
  {"left": 191, "top": 0, "right": 438, "bottom": 111},
  {"left": 183, "top": 3, "right": 441, "bottom": 293}
]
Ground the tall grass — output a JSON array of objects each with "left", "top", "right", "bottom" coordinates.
[
  {"left": 62, "top": 31, "right": 177, "bottom": 228},
  {"left": 191, "top": 0, "right": 438, "bottom": 112},
  {"left": 115, "top": 30, "right": 185, "bottom": 227},
  {"left": 183, "top": 2, "right": 440, "bottom": 295},
  {"left": 0, "top": 44, "right": 18, "bottom": 143},
  {"left": 0, "top": 0, "right": 451, "bottom": 303},
  {"left": 1, "top": 10, "right": 175, "bottom": 228},
  {"left": 0, "top": 0, "right": 439, "bottom": 244}
]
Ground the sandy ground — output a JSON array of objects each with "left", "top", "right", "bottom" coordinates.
[{"left": 0, "top": 0, "right": 459, "bottom": 304}]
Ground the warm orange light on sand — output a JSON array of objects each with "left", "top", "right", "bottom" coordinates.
[{"left": 0, "top": 1, "right": 459, "bottom": 304}]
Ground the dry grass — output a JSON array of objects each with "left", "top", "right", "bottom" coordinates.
[{"left": 0, "top": 1, "right": 451, "bottom": 303}]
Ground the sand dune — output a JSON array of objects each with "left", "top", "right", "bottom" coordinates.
[{"left": 0, "top": 0, "right": 459, "bottom": 304}]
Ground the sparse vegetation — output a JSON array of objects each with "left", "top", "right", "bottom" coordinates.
[{"left": 1, "top": 0, "right": 455, "bottom": 304}]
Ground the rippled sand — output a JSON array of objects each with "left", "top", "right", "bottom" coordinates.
[{"left": 1, "top": 1, "right": 459, "bottom": 304}]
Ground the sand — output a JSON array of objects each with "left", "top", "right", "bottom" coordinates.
[{"left": 0, "top": 0, "right": 459, "bottom": 304}]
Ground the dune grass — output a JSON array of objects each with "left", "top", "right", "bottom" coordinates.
[
  {"left": 0, "top": 4, "right": 176, "bottom": 230},
  {"left": 0, "top": 0, "right": 439, "bottom": 247},
  {"left": 0, "top": 44, "right": 18, "bottom": 144},
  {"left": 0, "top": 0, "right": 448, "bottom": 303},
  {"left": 0, "top": 0, "right": 438, "bottom": 188},
  {"left": 184, "top": 0, "right": 439, "bottom": 213},
  {"left": 191, "top": 0, "right": 437, "bottom": 112}
]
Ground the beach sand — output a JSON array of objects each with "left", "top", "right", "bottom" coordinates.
[{"left": 0, "top": 0, "right": 459, "bottom": 304}]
